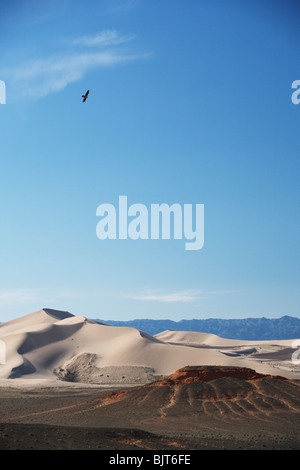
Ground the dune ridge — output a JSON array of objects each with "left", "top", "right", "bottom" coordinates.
[{"left": 0, "top": 308, "right": 299, "bottom": 385}]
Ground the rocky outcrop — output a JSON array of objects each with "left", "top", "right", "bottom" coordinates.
[
  {"left": 94, "top": 366, "right": 299, "bottom": 420},
  {"left": 151, "top": 366, "right": 287, "bottom": 386}
]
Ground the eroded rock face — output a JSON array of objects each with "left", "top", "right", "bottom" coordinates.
[
  {"left": 93, "top": 366, "right": 298, "bottom": 420},
  {"left": 151, "top": 366, "right": 287, "bottom": 386}
]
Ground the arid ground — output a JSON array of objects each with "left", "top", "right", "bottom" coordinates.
[
  {"left": 0, "top": 366, "right": 299, "bottom": 450},
  {"left": 0, "top": 310, "right": 299, "bottom": 450}
]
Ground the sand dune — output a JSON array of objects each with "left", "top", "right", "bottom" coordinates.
[
  {"left": 155, "top": 329, "right": 297, "bottom": 347},
  {"left": 0, "top": 308, "right": 299, "bottom": 385}
]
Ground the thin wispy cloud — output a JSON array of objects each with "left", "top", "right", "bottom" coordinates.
[
  {"left": 127, "top": 288, "right": 241, "bottom": 303},
  {"left": 0, "top": 288, "right": 89, "bottom": 308},
  {"left": 9, "top": 51, "right": 145, "bottom": 100},
  {"left": 0, "top": 289, "right": 40, "bottom": 306},
  {"left": 71, "top": 29, "right": 135, "bottom": 47},
  {"left": 3, "top": 29, "right": 148, "bottom": 100},
  {"left": 128, "top": 290, "right": 204, "bottom": 303}
]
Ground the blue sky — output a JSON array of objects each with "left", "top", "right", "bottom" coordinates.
[{"left": 0, "top": 0, "right": 299, "bottom": 322}]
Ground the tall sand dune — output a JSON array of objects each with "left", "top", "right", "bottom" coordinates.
[{"left": 0, "top": 308, "right": 299, "bottom": 384}]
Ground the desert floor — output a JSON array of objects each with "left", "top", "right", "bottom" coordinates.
[{"left": 0, "top": 382, "right": 299, "bottom": 450}]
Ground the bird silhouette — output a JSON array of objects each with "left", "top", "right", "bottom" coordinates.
[{"left": 82, "top": 90, "right": 89, "bottom": 102}]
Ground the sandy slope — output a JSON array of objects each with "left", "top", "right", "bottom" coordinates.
[
  {"left": 155, "top": 329, "right": 297, "bottom": 347},
  {"left": 0, "top": 308, "right": 299, "bottom": 385}
]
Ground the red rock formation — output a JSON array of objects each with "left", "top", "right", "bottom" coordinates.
[
  {"left": 151, "top": 366, "right": 286, "bottom": 386},
  {"left": 96, "top": 366, "right": 289, "bottom": 411}
]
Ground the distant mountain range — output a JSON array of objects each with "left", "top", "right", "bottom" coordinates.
[{"left": 96, "top": 315, "right": 300, "bottom": 340}]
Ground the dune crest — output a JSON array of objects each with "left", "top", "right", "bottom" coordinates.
[{"left": 0, "top": 309, "right": 299, "bottom": 384}]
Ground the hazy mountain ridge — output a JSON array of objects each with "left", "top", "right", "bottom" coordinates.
[{"left": 96, "top": 315, "right": 300, "bottom": 340}]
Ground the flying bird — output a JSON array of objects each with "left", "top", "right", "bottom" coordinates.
[{"left": 82, "top": 90, "right": 89, "bottom": 102}]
